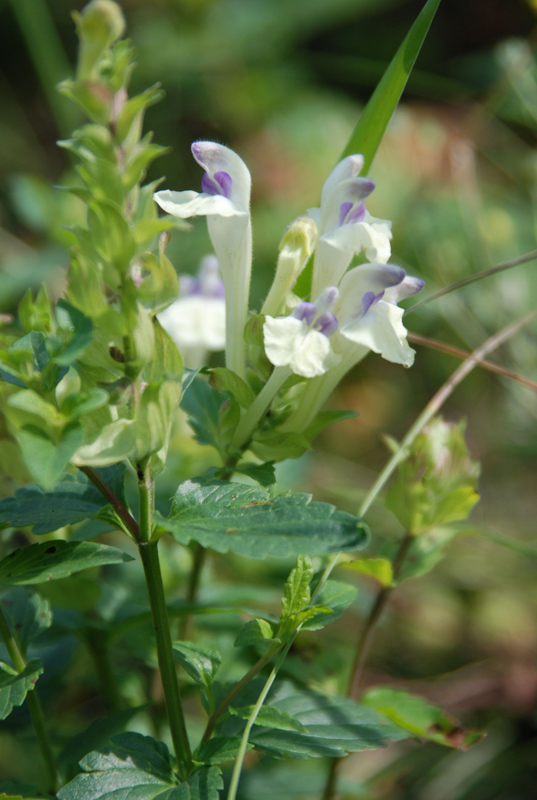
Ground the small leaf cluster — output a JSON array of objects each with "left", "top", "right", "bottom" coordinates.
[{"left": 0, "top": 0, "right": 184, "bottom": 487}]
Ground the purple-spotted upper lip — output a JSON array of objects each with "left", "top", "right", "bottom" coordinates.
[{"left": 201, "top": 170, "right": 233, "bottom": 199}]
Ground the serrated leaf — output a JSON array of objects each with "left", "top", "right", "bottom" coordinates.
[
  {"left": 58, "top": 705, "right": 150, "bottom": 781},
  {"left": 0, "top": 542, "right": 133, "bottom": 586},
  {"left": 155, "top": 479, "right": 368, "bottom": 558},
  {"left": 172, "top": 641, "right": 221, "bottom": 690},
  {"left": 0, "top": 476, "right": 107, "bottom": 534},
  {"left": 341, "top": 0, "right": 443, "bottom": 172},
  {"left": 362, "top": 688, "right": 483, "bottom": 749},
  {"left": 0, "top": 659, "right": 43, "bottom": 720},
  {"left": 57, "top": 732, "right": 223, "bottom": 800},
  {"left": 231, "top": 704, "right": 308, "bottom": 733},
  {"left": 341, "top": 558, "right": 394, "bottom": 588},
  {"left": 0, "top": 588, "right": 52, "bottom": 652},
  {"left": 209, "top": 368, "right": 255, "bottom": 409},
  {"left": 234, "top": 618, "right": 274, "bottom": 649},
  {"left": 282, "top": 556, "right": 313, "bottom": 619},
  {"left": 301, "top": 579, "right": 358, "bottom": 631}
]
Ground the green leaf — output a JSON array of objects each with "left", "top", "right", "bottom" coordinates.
[
  {"left": 155, "top": 479, "right": 369, "bottom": 558},
  {"left": 136, "top": 251, "right": 179, "bottom": 314},
  {"left": 193, "top": 736, "right": 249, "bottom": 766},
  {"left": 55, "top": 301, "right": 94, "bottom": 366},
  {"left": 0, "top": 542, "right": 133, "bottom": 586},
  {"left": 235, "top": 682, "right": 407, "bottom": 759},
  {"left": 234, "top": 618, "right": 274, "bottom": 649},
  {"left": 0, "top": 476, "right": 107, "bottom": 534},
  {"left": 209, "top": 368, "right": 255, "bottom": 409},
  {"left": 17, "top": 422, "right": 84, "bottom": 489},
  {"left": 115, "top": 85, "right": 165, "bottom": 143},
  {"left": 226, "top": 461, "right": 276, "bottom": 487},
  {"left": 144, "top": 321, "right": 183, "bottom": 385},
  {"left": 231, "top": 705, "right": 308, "bottom": 733},
  {"left": 0, "top": 778, "right": 50, "bottom": 799},
  {"left": 301, "top": 579, "right": 358, "bottom": 631},
  {"left": 57, "top": 706, "right": 150, "bottom": 782},
  {"left": 281, "top": 556, "right": 313, "bottom": 619},
  {"left": 362, "top": 688, "right": 483, "bottom": 749},
  {"left": 398, "top": 527, "right": 459, "bottom": 581},
  {"left": 302, "top": 410, "right": 358, "bottom": 441},
  {"left": 135, "top": 381, "right": 181, "bottom": 461},
  {"left": 341, "top": 557, "right": 394, "bottom": 588},
  {"left": 0, "top": 588, "right": 52, "bottom": 652},
  {"left": 57, "top": 733, "right": 223, "bottom": 800},
  {"left": 172, "top": 641, "right": 221, "bottom": 690},
  {"left": 73, "top": 419, "right": 136, "bottom": 466},
  {"left": 180, "top": 376, "right": 224, "bottom": 450},
  {"left": 0, "top": 659, "right": 43, "bottom": 720},
  {"left": 341, "top": 0, "right": 443, "bottom": 173},
  {"left": 88, "top": 201, "right": 135, "bottom": 278},
  {"left": 251, "top": 430, "right": 312, "bottom": 462}
]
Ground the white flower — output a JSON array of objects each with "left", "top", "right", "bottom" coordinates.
[
  {"left": 154, "top": 142, "right": 252, "bottom": 378},
  {"left": 264, "top": 288, "right": 340, "bottom": 379},
  {"left": 157, "top": 255, "right": 225, "bottom": 368},
  {"left": 309, "top": 155, "right": 392, "bottom": 298},
  {"left": 265, "top": 263, "right": 425, "bottom": 431}
]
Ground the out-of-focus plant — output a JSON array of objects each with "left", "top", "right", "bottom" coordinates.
[{"left": 1, "top": 1, "right": 537, "bottom": 799}]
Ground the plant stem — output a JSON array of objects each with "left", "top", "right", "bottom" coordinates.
[
  {"left": 358, "top": 310, "right": 537, "bottom": 518},
  {"left": 137, "top": 473, "right": 192, "bottom": 777},
  {"left": 202, "top": 651, "right": 275, "bottom": 743},
  {"left": 347, "top": 531, "right": 413, "bottom": 697},
  {"left": 79, "top": 465, "right": 140, "bottom": 539},
  {"left": 322, "top": 531, "right": 414, "bottom": 800},
  {"left": 404, "top": 249, "right": 537, "bottom": 317},
  {"left": 226, "top": 642, "right": 293, "bottom": 800},
  {"left": 0, "top": 608, "right": 58, "bottom": 794}
]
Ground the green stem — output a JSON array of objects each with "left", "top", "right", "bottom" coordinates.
[
  {"left": 231, "top": 366, "right": 291, "bottom": 450},
  {"left": 226, "top": 642, "right": 292, "bottom": 800},
  {"left": 0, "top": 609, "right": 58, "bottom": 794},
  {"left": 137, "top": 474, "right": 192, "bottom": 777},
  {"left": 79, "top": 465, "right": 140, "bottom": 539},
  {"left": 358, "top": 311, "right": 537, "bottom": 518},
  {"left": 322, "top": 532, "right": 414, "bottom": 800},
  {"left": 201, "top": 651, "right": 275, "bottom": 743}
]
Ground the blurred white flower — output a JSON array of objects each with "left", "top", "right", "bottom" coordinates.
[{"left": 157, "top": 255, "right": 225, "bottom": 368}]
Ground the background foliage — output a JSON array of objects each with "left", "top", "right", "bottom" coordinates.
[{"left": 0, "top": 0, "right": 537, "bottom": 797}]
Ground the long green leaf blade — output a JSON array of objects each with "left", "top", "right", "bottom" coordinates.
[{"left": 341, "top": 0, "right": 442, "bottom": 172}]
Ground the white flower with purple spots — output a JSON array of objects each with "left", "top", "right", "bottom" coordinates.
[
  {"left": 157, "top": 255, "right": 226, "bottom": 368},
  {"left": 263, "top": 288, "right": 340, "bottom": 379},
  {"left": 309, "top": 155, "right": 393, "bottom": 299},
  {"left": 153, "top": 142, "right": 252, "bottom": 378},
  {"left": 280, "top": 263, "right": 425, "bottom": 431}
]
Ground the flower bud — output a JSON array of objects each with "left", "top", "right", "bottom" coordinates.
[
  {"left": 262, "top": 216, "right": 318, "bottom": 317},
  {"left": 385, "top": 417, "right": 480, "bottom": 536},
  {"left": 74, "top": 0, "right": 126, "bottom": 80}
]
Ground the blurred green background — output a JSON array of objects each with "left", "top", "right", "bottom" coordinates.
[{"left": 1, "top": 0, "right": 537, "bottom": 797}]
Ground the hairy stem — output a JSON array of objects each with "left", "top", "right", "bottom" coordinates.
[
  {"left": 137, "top": 473, "right": 192, "bottom": 777},
  {"left": 0, "top": 608, "right": 58, "bottom": 794}
]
